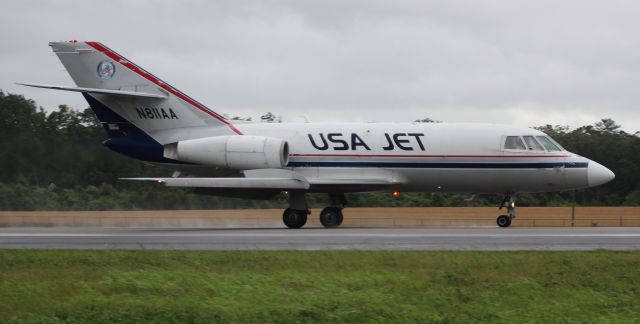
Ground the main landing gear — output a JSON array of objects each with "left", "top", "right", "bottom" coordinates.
[
  {"left": 319, "top": 207, "right": 343, "bottom": 228},
  {"left": 282, "top": 192, "right": 346, "bottom": 229},
  {"left": 319, "top": 193, "right": 346, "bottom": 228},
  {"left": 497, "top": 194, "right": 516, "bottom": 228},
  {"left": 282, "top": 191, "right": 309, "bottom": 229},
  {"left": 282, "top": 208, "right": 308, "bottom": 229}
]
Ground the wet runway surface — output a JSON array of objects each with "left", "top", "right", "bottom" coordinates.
[{"left": 0, "top": 227, "right": 639, "bottom": 250}]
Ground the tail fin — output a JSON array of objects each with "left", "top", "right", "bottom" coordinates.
[{"left": 48, "top": 41, "right": 242, "bottom": 137}]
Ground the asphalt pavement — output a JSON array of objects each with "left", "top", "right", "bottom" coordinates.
[{"left": 0, "top": 227, "right": 639, "bottom": 250}]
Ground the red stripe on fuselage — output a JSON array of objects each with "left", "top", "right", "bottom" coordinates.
[
  {"left": 289, "top": 153, "right": 569, "bottom": 158},
  {"left": 85, "top": 42, "right": 243, "bottom": 135}
]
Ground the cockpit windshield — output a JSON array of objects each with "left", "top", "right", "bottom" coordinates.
[
  {"left": 536, "top": 136, "right": 562, "bottom": 151},
  {"left": 523, "top": 136, "right": 544, "bottom": 151},
  {"left": 504, "top": 135, "right": 564, "bottom": 152}
]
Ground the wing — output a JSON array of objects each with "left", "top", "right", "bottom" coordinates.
[
  {"left": 122, "top": 177, "right": 398, "bottom": 190},
  {"left": 122, "top": 169, "right": 401, "bottom": 196},
  {"left": 122, "top": 177, "right": 310, "bottom": 189}
]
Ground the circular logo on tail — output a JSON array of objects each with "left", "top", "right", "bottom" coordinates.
[{"left": 97, "top": 60, "right": 115, "bottom": 79}]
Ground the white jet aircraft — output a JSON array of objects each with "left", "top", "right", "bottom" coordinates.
[{"left": 21, "top": 41, "right": 615, "bottom": 228}]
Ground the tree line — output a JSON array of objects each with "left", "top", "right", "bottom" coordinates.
[{"left": 0, "top": 90, "right": 638, "bottom": 210}]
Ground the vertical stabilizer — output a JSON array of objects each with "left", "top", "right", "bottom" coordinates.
[{"left": 49, "top": 41, "right": 242, "bottom": 138}]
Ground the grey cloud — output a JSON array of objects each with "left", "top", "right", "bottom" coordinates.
[{"left": 1, "top": 0, "right": 638, "bottom": 132}]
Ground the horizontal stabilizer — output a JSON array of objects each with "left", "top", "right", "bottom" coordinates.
[
  {"left": 121, "top": 177, "right": 311, "bottom": 190},
  {"left": 17, "top": 83, "right": 167, "bottom": 99}
]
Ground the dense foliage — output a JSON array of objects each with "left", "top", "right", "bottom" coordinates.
[{"left": 0, "top": 91, "right": 638, "bottom": 210}]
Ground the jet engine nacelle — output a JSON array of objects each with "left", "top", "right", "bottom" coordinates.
[{"left": 164, "top": 136, "right": 289, "bottom": 170}]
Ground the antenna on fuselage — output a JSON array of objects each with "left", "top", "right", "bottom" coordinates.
[{"left": 296, "top": 115, "right": 310, "bottom": 123}]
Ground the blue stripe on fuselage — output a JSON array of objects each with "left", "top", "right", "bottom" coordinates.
[{"left": 287, "top": 161, "right": 589, "bottom": 169}]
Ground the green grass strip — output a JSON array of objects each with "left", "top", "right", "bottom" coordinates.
[{"left": 0, "top": 250, "right": 638, "bottom": 323}]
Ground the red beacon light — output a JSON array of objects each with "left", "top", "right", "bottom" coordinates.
[
  {"left": 68, "top": 39, "right": 78, "bottom": 43},
  {"left": 391, "top": 191, "right": 401, "bottom": 198}
]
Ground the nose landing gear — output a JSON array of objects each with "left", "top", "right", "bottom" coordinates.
[{"left": 497, "top": 194, "right": 516, "bottom": 228}]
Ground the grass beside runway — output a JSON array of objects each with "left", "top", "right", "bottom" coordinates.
[{"left": 0, "top": 250, "right": 638, "bottom": 323}]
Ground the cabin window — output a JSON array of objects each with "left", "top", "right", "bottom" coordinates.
[
  {"left": 504, "top": 136, "right": 527, "bottom": 150},
  {"left": 536, "top": 136, "right": 562, "bottom": 151},
  {"left": 523, "top": 136, "right": 544, "bottom": 151}
]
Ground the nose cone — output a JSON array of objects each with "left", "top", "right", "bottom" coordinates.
[{"left": 588, "top": 161, "right": 615, "bottom": 187}]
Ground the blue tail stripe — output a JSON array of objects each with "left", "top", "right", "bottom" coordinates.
[{"left": 82, "top": 93, "right": 185, "bottom": 164}]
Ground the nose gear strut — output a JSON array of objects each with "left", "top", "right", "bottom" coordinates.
[{"left": 497, "top": 194, "right": 516, "bottom": 228}]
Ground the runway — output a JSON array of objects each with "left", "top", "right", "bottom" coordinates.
[{"left": 0, "top": 227, "right": 639, "bottom": 250}]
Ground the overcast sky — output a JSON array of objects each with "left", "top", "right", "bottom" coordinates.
[{"left": 1, "top": 0, "right": 639, "bottom": 132}]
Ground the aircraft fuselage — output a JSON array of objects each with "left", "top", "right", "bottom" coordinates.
[{"left": 146, "top": 122, "right": 610, "bottom": 194}]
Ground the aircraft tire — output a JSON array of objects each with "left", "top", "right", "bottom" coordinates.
[
  {"left": 320, "top": 207, "right": 343, "bottom": 228},
  {"left": 283, "top": 208, "right": 307, "bottom": 229},
  {"left": 496, "top": 215, "right": 512, "bottom": 228}
]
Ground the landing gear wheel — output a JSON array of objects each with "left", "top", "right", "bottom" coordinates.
[
  {"left": 497, "top": 194, "right": 516, "bottom": 228},
  {"left": 497, "top": 215, "right": 512, "bottom": 228},
  {"left": 283, "top": 208, "right": 308, "bottom": 229},
  {"left": 320, "top": 207, "right": 343, "bottom": 228}
]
